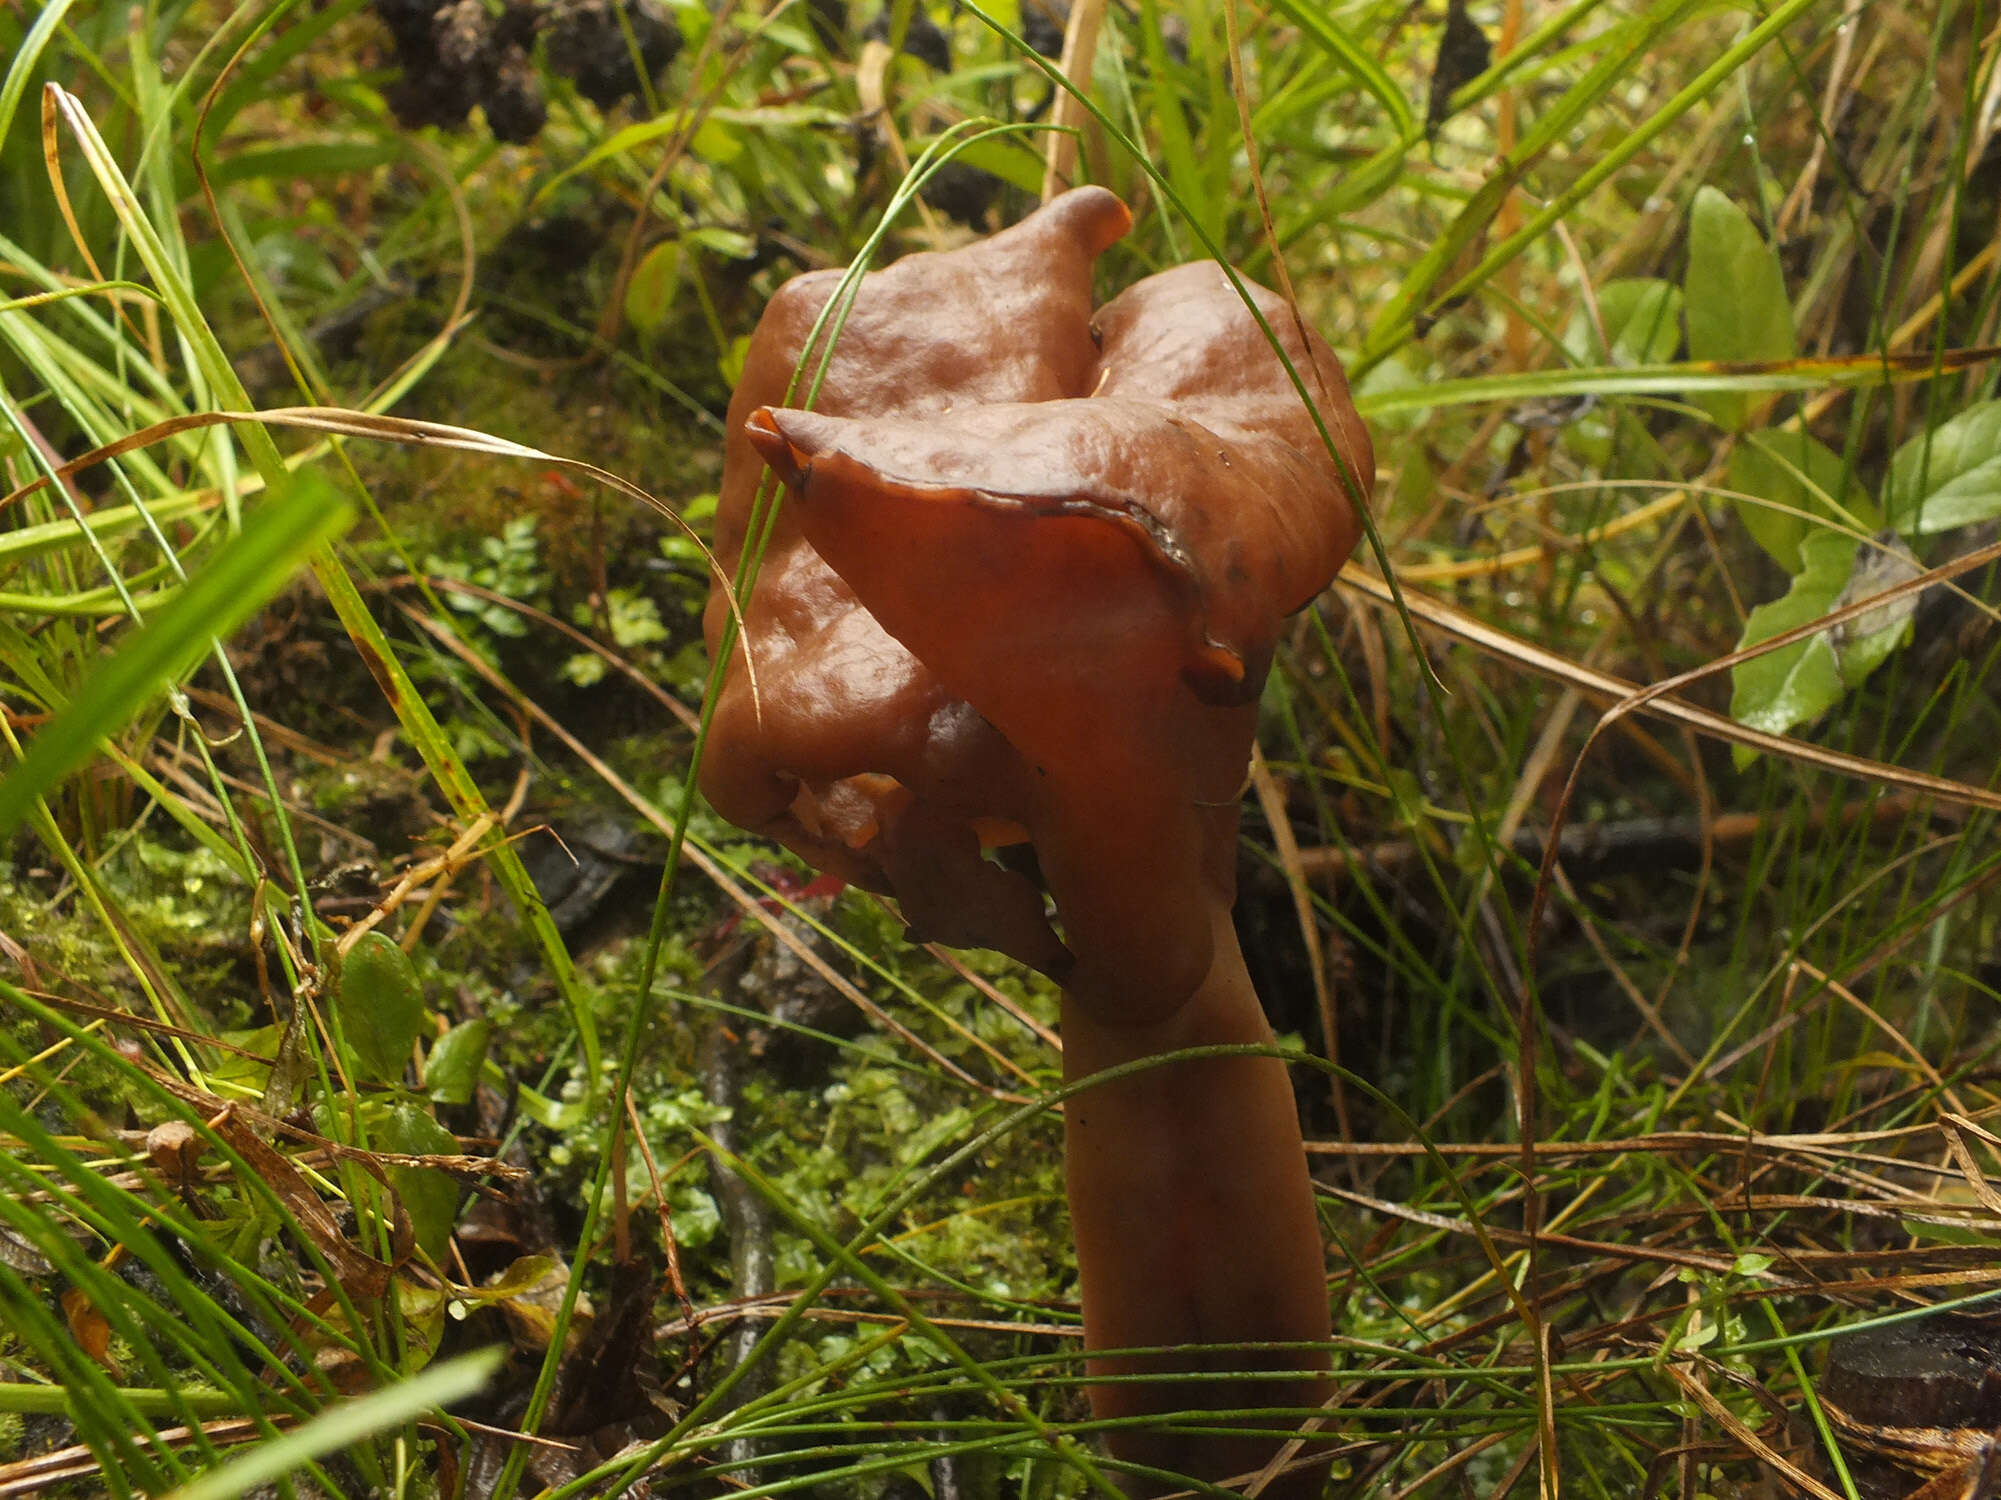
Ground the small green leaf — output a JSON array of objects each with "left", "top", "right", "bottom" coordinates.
[
  {"left": 1565, "top": 278, "right": 1684, "bottom": 367},
  {"left": 515, "top": 1081, "right": 584, "bottom": 1132},
  {"left": 625, "top": 239, "right": 684, "bottom": 335},
  {"left": 449, "top": 1254, "right": 561, "bottom": 1312},
  {"left": 1885, "top": 400, "right": 2001, "bottom": 533},
  {"left": 1729, "top": 529, "right": 1912, "bottom": 757},
  {"left": 424, "top": 1019, "right": 491, "bottom": 1106},
  {"left": 377, "top": 1100, "right": 462, "bottom": 1265},
  {"left": 336, "top": 933, "right": 425, "bottom": 1085},
  {"left": 1683, "top": 186, "right": 1795, "bottom": 431},
  {"left": 558, "top": 652, "right": 609, "bottom": 688},
  {"left": 395, "top": 1278, "right": 448, "bottom": 1373},
  {"left": 1730, "top": 530, "right": 1850, "bottom": 750},
  {"left": 689, "top": 116, "right": 745, "bottom": 164},
  {"left": 718, "top": 334, "right": 751, "bottom": 388},
  {"left": 1726, "top": 429, "right": 1875, "bottom": 571},
  {"left": 606, "top": 590, "right": 667, "bottom": 648},
  {"left": 684, "top": 225, "right": 756, "bottom": 259}
]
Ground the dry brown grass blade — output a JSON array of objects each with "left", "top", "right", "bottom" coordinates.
[
  {"left": 381, "top": 574, "right": 702, "bottom": 735},
  {"left": 196, "top": 28, "right": 478, "bottom": 412},
  {"left": 1517, "top": 532, "right": 2001, "bottom": 977},
  {"left": 0, "top": 405, "right": 745, "bottom": 643},
  {"left": 39, "top": 87, "right": 111, "bottom": 328},
  {"left": 397, "top": 605, "right": 1036, "bottom": 1102},
  {"left": 1322, "top": 1183, "right": 1760, "bottom": 1278},
  {"left": 0, "top": 1418, "right": 283, "bottom": 1500},
  {"left": 0, "top": 404, "right": 766, "bottom": 732},
  {"left": 1337, "top": 557, "right": 2001, "bottom": 814},
  {"left": 1248, "top": 745, "right": 1351, "bottom": 1143},
  {"left": 1304, "top": 1122, "right": 1954, "bottom": 1159},
  {"left": 206, "top": 1108, "right": 396, "bottom": 1299},
  {"left": 119, "top": 1060, "right": 528, "bottom": 1188},
  {"left": 1040, "top": 0, "right": 1106, "bottom": 198},
  {"left": 1665, "top": 1360, "right": 1844, "bottom": 1500}
]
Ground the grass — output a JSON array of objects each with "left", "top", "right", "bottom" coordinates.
[{"left": 1, "top": 0, "right": 1999, "bottom": 1497}]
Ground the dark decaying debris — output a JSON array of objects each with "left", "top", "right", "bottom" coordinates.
[
  {"left": 459, "top": 1255, "right": 674, "bottom": 1497},
  {"left": 918, "top": 160, "right": 1005, "bottom": 226},
  {"left": 861, "top": 5, "right": 952, "bottom": 70},
  {"left": 805, "top": 0, "right": 848, "bottom": 56},
  {"left": 1018, "top": 0, "right": 1069, "bottom": 58},
  {"left": 518, "top": 812, "right": 659, "bottom": 946},
  {"left": 374, "top": 0, "right": 547, "bottom": 142},
  {"left": 1425, "top": 0, "right": 1492, "bottom": 139},
  {"left": 484, "top": 45, "right": 549, "bottom": 144},
  {"left": 1818, "top": 1313, "right": 2001, "bottom": 1496},
  {"left": 542, "top": 0, "right": 682, "bottom": 110},
  {"left": 371, "top": 0, "right": 682, "bottom": 143}
]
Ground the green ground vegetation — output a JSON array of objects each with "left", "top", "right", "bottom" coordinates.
[{"left": 1, "top": 0, "right": 2000, "bottom": 1497}]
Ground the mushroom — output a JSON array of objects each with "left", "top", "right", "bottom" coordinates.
[{"left": 700, "top": 186, "right": 1373, "bottom": 1492}]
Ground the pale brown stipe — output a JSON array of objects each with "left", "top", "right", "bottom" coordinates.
[{"left": 700, "top": 188, "right": 1374, "bottom": 1495}]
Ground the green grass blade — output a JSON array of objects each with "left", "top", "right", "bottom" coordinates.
[
  {"left": 0, "top": 0, "right": 73, "bottom": 149},
  {"left": 161, "top": 1347, "right": 504, "bottom": 1500},
  {"left": 0, "top": 469, "right": 352, "bottom": 836},
  {"left": 1263, "top": 0, "right": 1414, "bottom": 137}
]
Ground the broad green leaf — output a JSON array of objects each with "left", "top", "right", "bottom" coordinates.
[
  {"left": 336, "top": 932, "right": 425, "bottom": 1085},
  {"left": 425, "top": 1019, "right": 491, "bottom": 1106},
  {"left": 1352, "top": 354, "right": 1428, "bottom": 430},
  {"left": 1683, "top": 186, "right": 1795, "bottom": 431},
  {"left": 1387, "top": 433, "right": 1435, "bottom": 519},
  {"left": 1729, "top": 534, "right": 1846, "bottom": 748},
  {"left": 377, "top": 1101, "right": 461, "bottom": 1265},
  {"left": 1729, "top": 530, "right": 1912, "bottom": 755},
  {"left": 395, "top": 1278, "right": 449, "bottom": 1372},
  {"left": 1885, "top": 400, "right": 2001, "bottom": 533},
  {"left": 209, "top": 1024, "right": 284, "bottom": 1098},
  {"left": 690, "top": 114, "right": 746, "bottom": 165},
  {"left": 0, "top": 473, "right": 352, "bottom": 837},
  {"left": 1727, "top": 429, "right": 1875, "bottom": 571},
  {"left": 625, "top": 239, "right": 685, "bottom": 335},
  {"left": 1564, "top": 278, "right": 1684, "bottom": 366}
]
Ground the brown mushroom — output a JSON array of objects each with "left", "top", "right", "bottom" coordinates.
[{"left": 700, "top": 186, "right": 1372, "bottom": 1493}]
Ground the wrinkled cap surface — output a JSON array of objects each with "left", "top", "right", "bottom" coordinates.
[{"left": 699, "top": 187, "right": 1372, "bottom": 1021}]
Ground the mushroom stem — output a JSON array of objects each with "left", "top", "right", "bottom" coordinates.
[{"left": 1061, "top": 903, "right": 1332, "bottom": 1495}]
